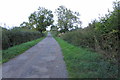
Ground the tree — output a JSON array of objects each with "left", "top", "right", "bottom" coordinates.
[
  {"left": 29, "top": 7, "right": 54, "bottom": 33},
  {"left": 55, "top": 5, "right": 82, "bottom": 32},
  {"left": 51, "top": 25, "right": 58, "bottom": 31},
  {"left": 20, "top": 22, "right": 33, "bottom": 29},
  {"left": 94, "top": 1, "right": 120, "bottom": 34}
]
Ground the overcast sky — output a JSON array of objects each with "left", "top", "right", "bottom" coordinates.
[{"left": 0, "top": 0, "right": 115, "bottom": 29}]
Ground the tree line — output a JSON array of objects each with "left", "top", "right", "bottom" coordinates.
[
  {"left": 59, "top": 1, "right": 119, "bottom": 65},
  {"left": 2, "top": 1, "right": 119, "bottom": 62},
  {"left": 1, "top": 7, "right": 54, "bottom": 49},
  {"left": 1, "top": 5, "right": 81, "bottom": 50},
  {"left": 20, "top": 6, "right": 81, "bottom": 33}
]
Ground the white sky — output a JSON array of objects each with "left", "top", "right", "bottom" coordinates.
[{"left": 0, "top": 0, "right": 115, "bottom": 29}]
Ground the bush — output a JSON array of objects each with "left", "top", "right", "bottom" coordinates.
[
  {"left": 61, "top": 27, "right": 95, "bottom": 49},
  {"left": 2, "top": 28, "right": 43, "bottom": 50},
  {"left": 60, "top": 1, "right": 119, "bottom": 63},
  {"left": 61, "top": 26, "right": 118, "bottom": 63},
  {"left": 55, "top": 37, "right": 118, "bottom": 78}
]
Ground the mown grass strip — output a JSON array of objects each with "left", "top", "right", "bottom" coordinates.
[
  {"left": 2, "top": 37, "right": 44, "bottom": 63},
  {"left": 55, "top": 37, "right": 118, "bottom": 78}
]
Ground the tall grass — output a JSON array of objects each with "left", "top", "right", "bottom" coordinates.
[{"left": 55, "top": 37, "right": 118, "bottom": 78}]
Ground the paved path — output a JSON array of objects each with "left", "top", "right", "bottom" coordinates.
[{"left": 2, "top": 32, "right": 68, "bottom": 78}]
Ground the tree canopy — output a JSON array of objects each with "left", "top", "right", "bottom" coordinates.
[
  {"left": 28, "top": 7, "right": 54, "bottom": 33},
  {"left": 19, "top": 7, "right": 54, "bottom": 33},
  {"left": 55, "top": 5, "right": 82, "bottom": 32}
]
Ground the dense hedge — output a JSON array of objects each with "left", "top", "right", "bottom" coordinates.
[
  {"left": 61, "top": 28, "right": 118, "bottom": 61},
  {"left": 2, "top": 28, "right": 43, "bottom": 50},
  {"left": 60, "top": 1, "right": 119, "bottom": 63},
  {"left": 61, "top": 27, "right": 95, "bottom": 49}
]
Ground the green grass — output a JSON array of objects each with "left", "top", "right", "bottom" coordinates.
[
  {"left": 55, "top": 37, "right": 118, "bottom": 78},
  {"left": 2, "top": 37, "right": 44, "bottom": 63}
]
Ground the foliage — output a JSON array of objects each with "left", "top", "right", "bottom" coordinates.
[
  {"left": 55, "top": 5, "right": 81, "bottom": 32},
  {"left": 28, "top": 7, "right": 54, "bottom": 33},
  {"left": 55, "top": 37, "right": 118, "bottom": 78},
  {"left": 61, "top": 27, "right": 95, "bottom": 48},
  {"left": 60, "top": 1, "right": 119, "bottom": 63},
  {"left": 0, "top": 26, "right": 2, "bottom": 50},
  {"left": 2, "top": 37, "right": 44, "bottom": 63},
  {"left": 20, "top": 22, "right": 34, "bottom": 29},
  {"left": 51, "top": 25, "right": 58, "bottom": 31},
  {"left": 2, "top": 27, "right": 43, "bottom": 50}
]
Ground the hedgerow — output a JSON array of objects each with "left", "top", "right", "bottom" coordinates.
[
  {"left": 60, "top": 1, "right": 119, "bottom": 63},
  {"left": 2, "top": 27, "right": 43, "bottom": 50}
]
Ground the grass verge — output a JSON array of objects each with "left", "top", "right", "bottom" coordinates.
[
  {"left": 2, "top": 37, "right": 44, "bottom": 63},
  {"left": 55, "top": 37, "right": 118, "bottom": 78}
]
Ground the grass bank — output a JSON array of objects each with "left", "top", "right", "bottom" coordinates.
[
  {"left": 2, "top": 37, "right": 44, "bottom": 63},
  {"left": 55, "top": 37, "right": 118, "bottom": 78}
]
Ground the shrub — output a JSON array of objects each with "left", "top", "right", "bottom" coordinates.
[
  {"left": 61, "top": 27, "right": 95, "bottom": 49},
  {"left": 2, "top": 28, "right": 43, "bottom": 50},
  {"left": 60, "top": 1, "right": 119, "bottom": 63}
]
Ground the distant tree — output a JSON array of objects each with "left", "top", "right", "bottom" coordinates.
[
  {"left": 55, "top": 5, "right": 82, "bottom": 32},
  {"left": 29, "top": 7, "right": 54, "bottom": 33},
  {"left": 0, "top": 26, "right": 7, "bottom": 31},
  {"left": 20, "top": 22, "right": 33, "bottom": 29},
  {"left": 51, "top": 25, "right": 58, "bottom": 31}
]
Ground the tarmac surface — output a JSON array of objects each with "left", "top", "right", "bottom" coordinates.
[{"left": 2, "top": 32, "right": 68, "bottom": 78}]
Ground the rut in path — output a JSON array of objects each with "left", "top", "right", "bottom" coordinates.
[{"left": 2, "top": 32, "right": 68, "bottom": 78}]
